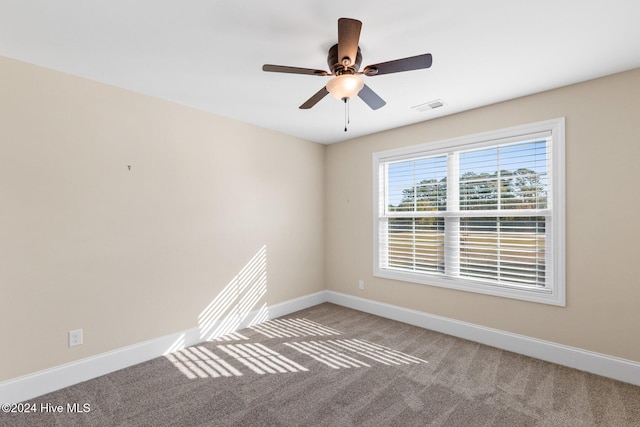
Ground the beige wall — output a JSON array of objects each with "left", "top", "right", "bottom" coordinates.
[
  {"left": 0, "top": 57, "right": 325, "bottom": 381},
  {"left": 2, "top": 53, "right": 639, "bottom": 383},
  {"left": 326, "top": 68, "right": 640, "bottom": 363}
]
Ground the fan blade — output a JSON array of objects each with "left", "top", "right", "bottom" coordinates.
[
  {"left": 299, "top": 86, "right": 329, "bottom": 109},
  {"left": 363, "top": 53, "right": 432, "bottom": 76},
  {"left": 358, "top": 84, "right": 386, "bottom": 110},
  {"left": 263, "top": 64, "right": 328, "bottom": 76},
  {"left": 337, "top": 18, "right": 362, "bottom": 68}
]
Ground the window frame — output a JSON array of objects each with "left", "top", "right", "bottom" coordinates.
[{"left": 372, "top": 118, "right": 565, "bottom": 306}]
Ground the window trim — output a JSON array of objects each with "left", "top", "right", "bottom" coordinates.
[{"left": 372, "top": 118, "right": 565, "bottom": 306}]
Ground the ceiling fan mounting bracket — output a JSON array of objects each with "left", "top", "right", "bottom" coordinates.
[{"left": 327, "top": 43, "right": 362, "bottom": 75}]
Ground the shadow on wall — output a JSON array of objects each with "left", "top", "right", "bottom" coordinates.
[{"left": 164, "top": 245, "right": 269, "bottom": 354}]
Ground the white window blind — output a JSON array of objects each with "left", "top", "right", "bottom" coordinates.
[{"left": 373, "top": 119, "right": 565, "bottom": 305}]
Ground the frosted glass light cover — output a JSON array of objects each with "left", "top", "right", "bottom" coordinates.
[{"left": 326, "top": 75, "right": 365, "bottom": 100}]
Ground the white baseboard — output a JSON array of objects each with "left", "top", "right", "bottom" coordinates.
[
  {"left": 2, "top": 289, "right": 638, "bottom": 403},
  {"left": 268, "top": 290, "right": 327, "bottom": 319},
  {"left": 0, "top": 291, "right": 326, "bottom": 404},
  {"left": 325, "top": 290, "right": 640, "bottom": 387}
]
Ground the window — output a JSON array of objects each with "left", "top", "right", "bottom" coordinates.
[{"left": 373, "top": 118, "right": 565, "bottom": 305}]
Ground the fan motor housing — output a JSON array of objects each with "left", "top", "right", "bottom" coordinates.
[{"left": 327, "top": 43, "right": 362, "bottom": 74}]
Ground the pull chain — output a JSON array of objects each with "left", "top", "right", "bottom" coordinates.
[{"left": 343, "top": 97, "right": 350, "bottom": 132}]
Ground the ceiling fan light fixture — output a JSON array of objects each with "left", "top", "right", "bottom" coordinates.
[
  {"left": 262, "top": 18, "right": 432, "bottom": 111},
  {"left": 326, "top": 74, "right": 364, "bottom": 101}
]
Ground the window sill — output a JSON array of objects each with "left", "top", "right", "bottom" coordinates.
[{"left": 374, "top": 268, "right": 565, "bottom": 306}]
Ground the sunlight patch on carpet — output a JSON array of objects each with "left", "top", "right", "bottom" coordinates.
[
  {"left": 217, "top": 343, "right": 309, "bottom": 374},
  {"left": 165, "top": 346, "right": 243, "bottom": 379},
  {"left": 166, "top": 319, "right": 427, "bottom": 379},
  {"left": 250, "top": 318, "right": 341, "bottom": 338},
  {"left": 285, "top": 339, "right": 428, "bottom": 369},
  {"left": 212, "top": 331, "right": 249, "bottom": 342}
]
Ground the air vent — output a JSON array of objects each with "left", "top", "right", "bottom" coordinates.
[{"left": 412, "top": 99, "right": 445, "bottom": 112}]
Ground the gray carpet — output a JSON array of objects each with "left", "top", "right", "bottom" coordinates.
[{"left": 2, "top": 303, "right": 639, "bottom": 426}]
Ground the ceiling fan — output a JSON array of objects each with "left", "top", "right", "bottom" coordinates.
[{"left": 262, "top": 18, "right": 433, "bottom": 112}]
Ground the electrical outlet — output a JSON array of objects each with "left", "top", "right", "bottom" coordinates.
[
  {"left": 358, "top": 280, "right": 364, "bottom": 290},
  {"left": 69, "top": 329, "right": 83, "bottom": 347}
]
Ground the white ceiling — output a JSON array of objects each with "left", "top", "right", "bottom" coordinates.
[{"left": 1, "top": 0, "right": 640, "bottom": 144}]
